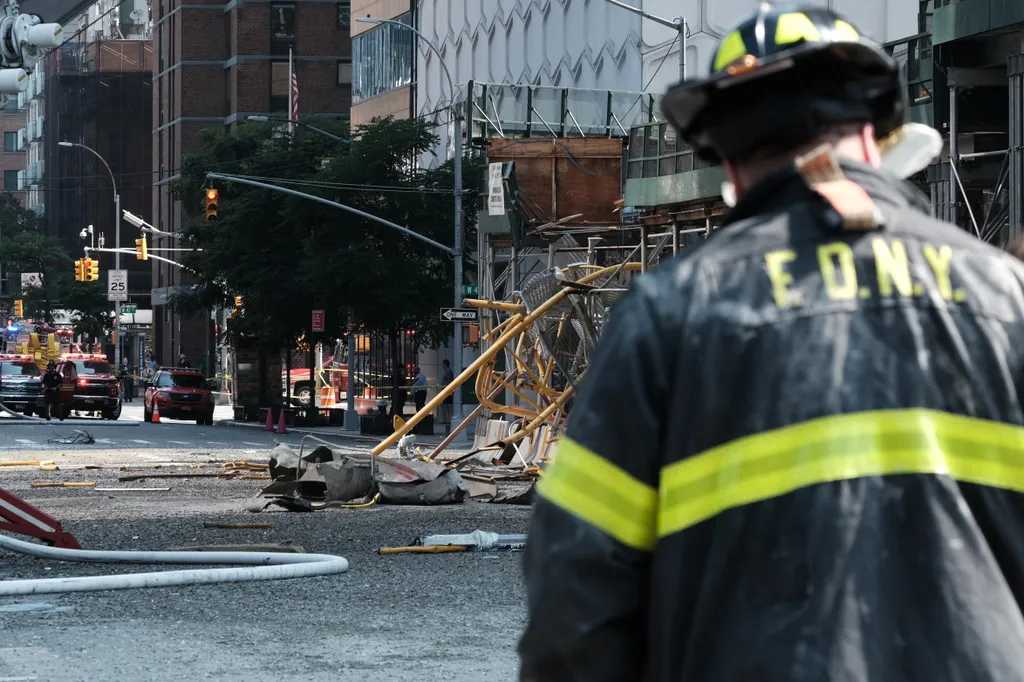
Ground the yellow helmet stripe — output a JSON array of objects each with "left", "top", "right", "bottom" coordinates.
[
  {"left": 774, "top": 12, "right": 821, "bottom": 46},
  {"left": 833, "top": 19, "right": 859, "bottom": 41},
  {"left": 713, "top": 30, "right": 749, "bottom": 72}
]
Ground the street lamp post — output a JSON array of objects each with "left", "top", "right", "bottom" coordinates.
[
  {"left": 59, "top": 141, "right": 121, "bottom": 368},
  {"left": 356, "top": 16, "right": 466, "bottom": 440}
]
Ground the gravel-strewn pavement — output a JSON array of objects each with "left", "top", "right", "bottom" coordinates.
[{"left": 0, "top": 465, "right": 530, "bottom": 682}]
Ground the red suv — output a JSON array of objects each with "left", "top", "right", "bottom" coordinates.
[{"left": 144, "top": 368, "right": 215, "bottom": 425}]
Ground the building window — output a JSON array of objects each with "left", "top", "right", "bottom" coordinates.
[
  {"left": 270, "top": 3, "right": 296, "bottom": 55},
  {"left": 337, "top": 2, "right": 350, "bottom": 29},
  {"left": 352, "top": 12, "right": 413, "bottom": 103},
  {"left": 338, "top": 59, "right": 352, "bottom": 86},
  {"left": 3, "top": 132, "right": 16, "bottom": 152},
  {"left": 3, "top": 98, "right": 17, "bottom": 113},
  {"left": 4, "top": 170, "right": 17, "bottom": 190},
  {"left": 271, "top": 61, "right": 290, "bottom": 113}
]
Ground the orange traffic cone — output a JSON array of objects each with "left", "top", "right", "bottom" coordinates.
[
  {"left": 275, "top": 407, "right": 288, "bottom": 435},
  {"left": 151, "top": 401, "right": 161, "bottom": 424},
  {"left": 265, "top": 408, "right": 274, "bottom": 432}
]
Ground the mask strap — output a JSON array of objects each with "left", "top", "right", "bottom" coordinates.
[{"left": 795, "top": 144, "right": 882, "bottom": 231}]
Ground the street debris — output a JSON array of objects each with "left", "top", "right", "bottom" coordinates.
[
  {"left": 0, "top": 460, "right": 56, "bottom": 467},
  {"left": 379, "top": 530, "right": 528, "bottom": 555},
  {"left": 166, "top": 541, "right": 304, "bottom": 554},
  {"left": 45, "top": 430, "right": 95, "bottom": 445},
  {"left": 95, "top": 487, "right": 172, "bottom": 492},
  {"left": 31, "top": 481, "right": 96, "bottom": 488}
]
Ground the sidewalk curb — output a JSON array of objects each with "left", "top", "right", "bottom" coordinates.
[{"left": 0, "top": 419, "right": 141, "bottom": 427}]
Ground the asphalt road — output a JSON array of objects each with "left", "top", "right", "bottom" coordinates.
[
  {"left": 0, "top": 405, "right": 321, "bottom": 456},
  {"left": 0, "top": 457, "right": 530, "bottom": 681}
]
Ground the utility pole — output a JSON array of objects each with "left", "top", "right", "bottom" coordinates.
[{"left": 601, "top": 0, "right": 687, "bottom": 81}]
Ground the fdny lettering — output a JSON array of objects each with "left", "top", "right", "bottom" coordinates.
[{"left": 764, "top": 239, "right": 966, "bottom": 309}]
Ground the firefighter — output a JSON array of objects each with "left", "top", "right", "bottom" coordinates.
[
  {"left": 519, "top": 5, "right": 1024, "bottom": 681},
  {"left": 41, "top": 361, "right": 63, "bottom": 422}
]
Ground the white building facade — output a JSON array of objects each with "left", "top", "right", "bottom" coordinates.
[
  {"left": 393, "top": 0, "right": 921, "bottom": 163},
  {"left": 637, "top": 0, "right": 919, "bottom": 99}
]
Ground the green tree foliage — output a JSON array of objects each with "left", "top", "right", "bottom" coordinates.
[
  {"left": 171, "top": 117, "right": 477, "bottom": 378},
  {"left": 0, "top": 193, "right": 109, "bottom": 337}
]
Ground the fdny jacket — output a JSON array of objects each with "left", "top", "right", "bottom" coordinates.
[{"left": 519, "top": 159, "right": 1024, "bottom": 682}]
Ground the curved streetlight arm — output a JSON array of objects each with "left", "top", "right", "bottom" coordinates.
[
  {"left": 206, "top": 171, "right": 455, "bottom": 255},
  {"left": 58, "top": 141, "right": 116, "bottom": 197},
  {"left": 356, "top": 17, "right": 458, "bottom": 114}
]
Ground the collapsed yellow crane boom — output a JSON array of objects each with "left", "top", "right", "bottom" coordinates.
[{"left": 371, "top": 262, "right": 642, "bottom": 458}]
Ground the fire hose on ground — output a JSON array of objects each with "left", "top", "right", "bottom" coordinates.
[{"left": 0, "top": 532, "right": 349, "bottom": 596}]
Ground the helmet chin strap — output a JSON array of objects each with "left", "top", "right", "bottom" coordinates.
[{"left": 720, "top": 124, "right": 942, "bottom": 210}]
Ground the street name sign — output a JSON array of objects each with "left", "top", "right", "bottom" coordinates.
[
  {"left": 107, "top": 269, "right": 128, "bottom": 302},
  {"left": 120, "top": 304, "right": 137, "bottom": 314},
  {"left": 440, "top": 308, "right": 478, "bottom": 322}
]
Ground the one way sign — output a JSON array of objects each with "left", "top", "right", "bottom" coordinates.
[{"left": 440, "top": 307, "right": 478, "bottom": 322}]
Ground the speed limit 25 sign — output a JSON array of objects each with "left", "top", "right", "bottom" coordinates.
[{"left": 107, "top": 269, "right": 128, "bottom": 302}]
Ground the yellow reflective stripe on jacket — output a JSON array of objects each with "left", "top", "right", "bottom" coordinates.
[
  {"left": 658, "top": 409, "right": 1024, "bottom": 539},
  {"left": 538, "top": 437, "right": 658, "bottom": 551}
]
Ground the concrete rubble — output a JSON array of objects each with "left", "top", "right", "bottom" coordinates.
[{"left": 248, "top": 432, "right": 542, "bottom": 512}]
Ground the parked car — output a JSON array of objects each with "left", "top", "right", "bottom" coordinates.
[
  {"left": 144, "top": 367, "right": 215, "bottom": 425},
  {"left": 0, "top": 354, "right": 44, "bottom": 416},
  {"left": 60, "top": 352, "right": 121, "bottom": 420}
]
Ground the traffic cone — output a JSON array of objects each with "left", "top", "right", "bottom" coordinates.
[
  {"left": 275, "top": 407, "right": 288, "bottom": 435},
  {"left": 151, "top": 401, "right": 161, "bottom": 424},
  {"left": 264, "top": 408, "right": 274, "bottom": 432}
]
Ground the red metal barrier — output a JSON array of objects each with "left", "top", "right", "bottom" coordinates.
[{"left": 0, "top": 486, "right": 81, "bottom": 549}]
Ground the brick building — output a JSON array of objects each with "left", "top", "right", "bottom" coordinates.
[
  {"left": 151, "top": 0, "right": 352, "bottom": 372},
  {"left": 44, "top": 39, "right": 154, "bottom": 290},
  {"left": 0, "top": 101, "right": 26, "bottom": 206}
]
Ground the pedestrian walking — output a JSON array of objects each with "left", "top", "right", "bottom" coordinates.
[
  {"left": 41, "top": 361, "right": 63, "bottom": 422},
  {"left": 438, "top": 359, "right": 454, "bottom": 427},
  {"left": 411, "top": 366, "right": 427, "bottom": 413},
  {"left": 119, "top": 357, "right": 134, "bottom": 402},
  {"left": 520, "top": 5, "right": 1024, "bottom": 680}
]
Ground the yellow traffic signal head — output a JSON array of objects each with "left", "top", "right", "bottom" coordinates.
[
  {"left": 74, "top": 259, "right": 84, "bottom": 282},
  {"left": 13, "top": 300, "right": 22, "bottom": 318},
  {"left": 205, "top": 188, "right": 219, "bottom": 222},
  {"left": 85, "top": 258, "right": 99, "bottom": 282},
  {"left": 136, "top": 236, "right": 148, "bottom": 260}
]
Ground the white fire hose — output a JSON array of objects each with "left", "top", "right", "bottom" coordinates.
[{"left": 0, "top": 532, "right": 349, "bottom": 596}]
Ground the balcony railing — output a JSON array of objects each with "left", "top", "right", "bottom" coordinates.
[
  {"left": 884, "top": 32, "right": 934, "bottom": 107},
  {"left": 625, "top": 121, "right": 715, "bottom": 181}
]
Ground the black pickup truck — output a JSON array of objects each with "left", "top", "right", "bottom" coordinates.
[{"left": 0, "top": 354, "right": 44, "bottom": 416}]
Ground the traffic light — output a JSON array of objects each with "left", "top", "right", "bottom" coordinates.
[
  {"left": 85, "top": 258, "right": 99, "bottom": 282},
  {"left": 234, "top": 296, "right": 243, "bottom": 309},
  {"left": 205, "top": 188, "right": 219, "bottom": 222},
  {"left": 136, "top": 236, "right": 148, "bottom": 260},
  {"left": 12, "top": 299, "right": 22, "bottom": 318},
  {"left": 74, "top": 259, "right": 84, "bottom": 282}
]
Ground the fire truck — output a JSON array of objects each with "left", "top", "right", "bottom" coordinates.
[{"left": 59, "top": 352, "right": 122, "bottom": 420}]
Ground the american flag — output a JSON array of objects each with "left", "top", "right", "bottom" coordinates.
[{"left": 289, "top": 60, "right": 299, "bottom": 121}]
